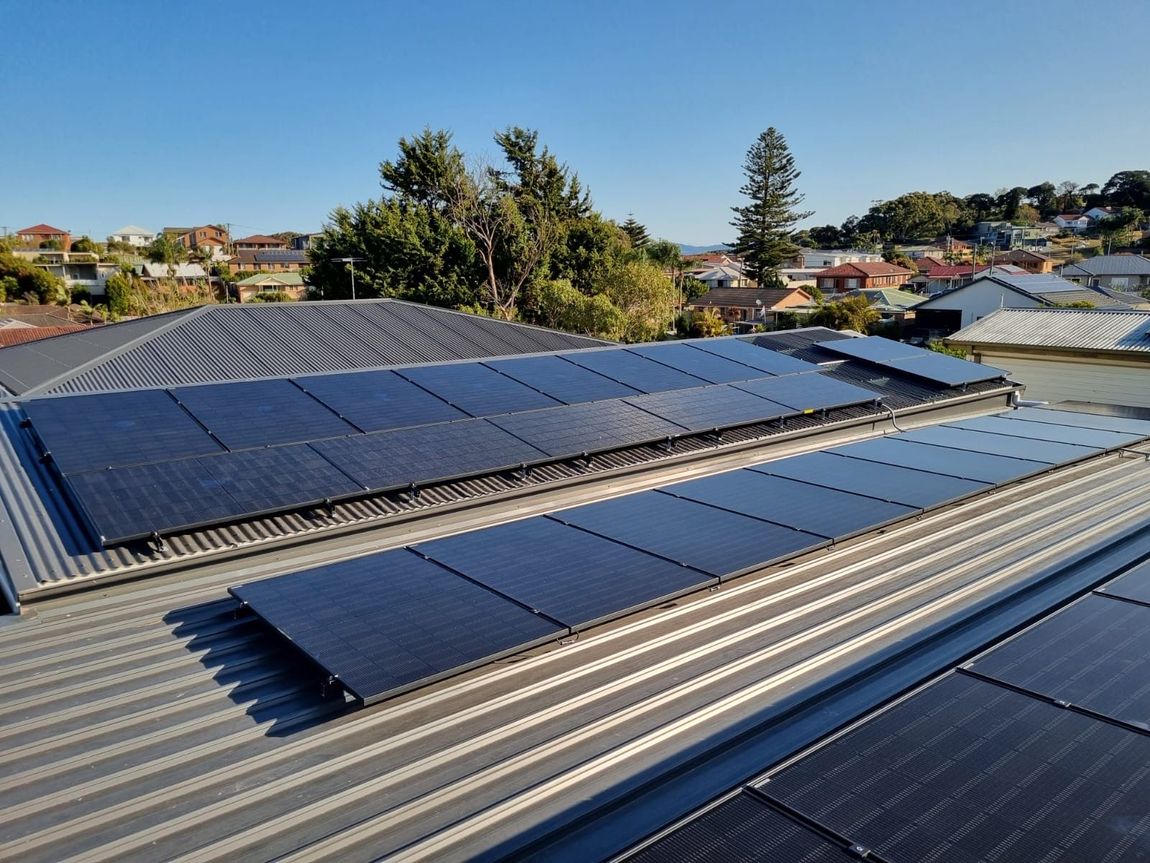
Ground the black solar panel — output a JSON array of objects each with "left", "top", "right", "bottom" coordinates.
[
  {"left": 883, "top": 352, "right": 1007, "bottom": 387},
  {"left": 487, "top": 400, "right": 684, "bottom": 458},
  {"left": 759, "top": 674, "right": 1150, "bottom": 863},
  {"left": 172, "top": 379, "right": 357, "bottom": 449},
  {"left": 815, "top": 335, "right": 920, "bottom": 363},
  {"left": 414, "top": 517, "right": 714, "bottom": 629},
  {"left": 230, "top": 550, "right": 564, "bottom": 705},
  {"left": 686, "top": 339, "right": 822, "bottom": 376},
  {"left": 198, "top": 445, "right": 363, "bottom": 512},
  {"left": 625, "top": 791, "right": 859, "bottom": 863},
  {"left": 554, "top": 491, "right": 827, "bottom": 578},
  {"left": 623, "top": 385, "right": 792, "bottom": 432},
  {"left": 1010, "top": 406, "right": 1150, "bottom": 437},
  {"left": 560, "top": 348, "right": 709, "bottom": 393},
  {"left": 664, "top": 469, "right": 916, "bottom": 539},
  {"left": 899, "top": 425, "right": 1099, "bottom": 464},
  {"left": 1096, "top": 560, "right": 1150, "bottom": 606},
  {"left": 484, "top": 355, "right": 642, "bottom": 404},
  {"left": 830, "top": 437, "right": 1048, "bottom": 483},
  {"left": 295, "top": 370, "right": 467, "bottom": 432},
  {"left": 733, "top": 375, "right": 880, "bottom": 413},
  {"left": 22, "top": 390, "right": 224, "bottom": 472},
  {"left": 627, "top": 343, "right": 768, "bottom": 383},
  {"left": 310, "top": 419, "right": 546, "bottom": 490},
  {"left": 398, "top": 362, "right": 561, "bottom": 416},
  {"left": 969, "top": 594, "right": 1150, "bottom": 727},
  {"left": 751, "top": 450, "right": 991, "bottom": 508},
  {"left": 964, "top": 414, "right": 1148, "bottom": 448}
]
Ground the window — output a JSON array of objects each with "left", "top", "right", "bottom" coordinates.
[
  {"left": 846, "top": 278, "right": 859, "bottom": 289},
  {"left": 1111, "top": 278, "right": 1129, "bottom": 289}
]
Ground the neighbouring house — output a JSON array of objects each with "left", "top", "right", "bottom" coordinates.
[
  {"left": 999, "top": 249, "right": 1054, "bottom": 274},
  {"left": 15, "top": 223, "right": 71, "bottom": 250},
  {"left": 0, "top": 323, "right": 93, "bottom": 347},
  {"left": 838, "top": 288, "right": 924, "bottom": 324},
  {"left": 165, "top": 225, "right": 230, "bottom": 253},
  {"left": 1054, "top": 214, "right": 1091, "bottom": 232},
  {"left": 233, "top": 234, "right": 289, "bottom": 251},
  {"left": 813, "top": 262, "right": 914, "bottom": 293},
  {"left": 1085, "top": 206, "right": 1121, "bottom": 223},
  {"left": 947, "top": 307, "right": 1150, "bottom": 407},
  {"left": 897, "top": 245, "right": 948, "bottom": 260},
  {"left": 235, "top": 272, "right": 309, "bottom": 302},
  {"left": 975, "top": 221, "right": 1051, "bottom": 250},
  {"left": 683, "top": 251, "right": 738, "bottom": 268},
  {"left": 1059, "top": 254, "right": 1150, "bottom": 291},
  {"left": 292, "top": 233, "right": 321, "bottom": 251},
  {"left": 691, "top": 265, "right": 753, "bottom": 290},
  {"left": 230, "top": 249, "right": 310, "bottom": 273},
  {"left": 18, "top": 250, "right": 118, "bottom": 296},
  {"left": 911, "top": 272, "right": 1139, "bottom": 337},
  {"left": 134, "top": 262, "right": 212, "bottom": 284},
  {"left": 687, "top": 286, "right": 812, "bottom": 327},
  {"left": 912, "top": 263, "right": 1029, "bottom": 295},
  {"left": 790, "top": 249, "right": 884, "bottom": 269},
  {"left": 106, "top": 225, "right": 157, "bottom": 247},
  {"left": 913, "top": 255, "right": 948, "bottom": 273}
]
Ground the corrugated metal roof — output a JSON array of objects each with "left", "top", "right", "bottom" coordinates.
[
  {"left": 0, "top": 300, "right": 611, "bottom": 396},
  {"left": 1061, "top": 253, "right": 1150, "bottom": 277},
  {"left": 949, "top": 307, "right": 1150, "bottom": 353}
]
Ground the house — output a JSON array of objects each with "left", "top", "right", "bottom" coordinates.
[
  {"left": 0, "top": 323, "right": 92, "bottom": 347},
  {"left": 21, "top": 249, "right": 118, "bottom": 296},
  {"left": 134, "top": 261, "right": 212, "bottom": 284},
  {"left": 164, "top": 225, "right": 230, "bottom": 253},
  {"left": 106, "top": 225, "right": 156, "bottom": 247},
  {"left": 1085, "top": 206, "right": 1121, "bottom": 222},
  {"left": 999, "top": 248, "right": 1054, "bottom": 274},
  {"left": 230, "top": 249, "right": 310, "bottom": 273},
  {"left": 235, "top": 272, "right": 308, "bottom": 302},
  {"left": 1060, "top": 254, "right": 1150, "bottom": 291},
  {"left": 791, "top": 249, "right": 884, "bottom": 269},
  {"left": 233, "top": 234, "right": 289, "bottom": 251},
  {"left": 913, "top": 263, "right": 1029, "bottom": 295},
  {"left": 691, "top": 265, "right": 752, "bottom": 290},
  {"left": 840, "top": 287, "right": 924, "bottom": 324},
  {"left": 687, "top": 286, "right": 812, "bottom": 326},
  {"left": 1054, "top": 213, "right": 1091, "bottom": 232},
  {"left": 897, "top": 245, "right": 948, "bottom": 260},
  {"left": 813, "top": 261, "right": 914, "bottom": 293},
  {"left": 911, "top": 271, "right": 1136, "bottom": 337},
  {"left": 15, "top": 223, "right": 71, "bottom": 249},
  {"left": 948, "top": 307, "right": 1150, "bottom": 407},
  {"left": 913, "top": 255, "right": 948, "bottom": 273},
  {"left": 292, "top": 232, "right": 321, "bottom": 251}
]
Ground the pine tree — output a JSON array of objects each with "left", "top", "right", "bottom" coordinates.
[
  {"left": 620, "top": 214, "right": 650, "bottom": 249},
  {"left": 730, "top": 128, "right": 812, "bottom": 287}
]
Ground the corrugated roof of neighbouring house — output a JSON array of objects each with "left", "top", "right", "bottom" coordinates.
[
  {"left": 16, "top": 223, "right": 68, "bottom": 235},
  {"left": 109, "top": 225, "right": 155, "bottom": 237},
  {"left": 0, "top": 324, "right": 93, "bottom": 347},
  {"left": 948, "top": 307, "right": 1150, "bottom": 353},
  {"left": 1062, "top": 254, "right": 1150, "bottom": 277},
  {"left": 690, "top": 288, "right": 807, "bottom": 308},
  {"left": 136, "top": 262, "right": 209, "bottom": 279},
  {"left": 842, "top": 288, "right": 924, "bottom": 310},
  {"left": 236, "top": 273, "right": 306, "bottom": 287},
  {"left": 0, "top": 299, "right": 612, "bottom": 397}
]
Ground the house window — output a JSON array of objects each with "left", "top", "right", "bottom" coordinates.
[
  {"left": 1111, "top": 278, "right": 1129, "bottom": 289},
  {"left": 846, "top": 278, "right": 859, "bottom": 289}
]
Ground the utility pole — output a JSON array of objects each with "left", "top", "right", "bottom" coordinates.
[{"left": 331, "top": 257, "right": 364, "bottom": 300}]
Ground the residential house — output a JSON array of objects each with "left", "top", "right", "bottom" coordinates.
[
  {"left": 1060, "top": 254, "right": 1150, "bottom": 291},
  {"left": 791, "top": 249, "right": 884, "bottom": 269},
  {"left": 1085, "top": 206, "right": 1121, "bottom": 223},
  {"left": 913, "top": 263, "right": 1029, "bottom": 296},
  {"left": 1054, "top": 213, "right": 1091, "bottom": 232},
  {"left": 15, "top": 223, "right": 71, "bottom": 249},
  {"left": 898, "top": 245, "right": 949, "bottom": 260},
  {"left": 20, "top": 250, "right": 119, "bottom": 296},
  {"left": 233, "top": 234, "right": 289, "bottom": 251},
  {"left": 235, "top": 272, "right": 309, "bottom": 302},
  {"left": 687, "top": 286, "right": 812, "bottom": 327},
  {"left": 841, "top": 287, "right": 923, "bottom": 325},
  {"left": 135, "top": 261, "right": 212, "bottom": 284},
  {"left": 0, "top": 323, "right": 93, "bottom": 347},
  {"left": 165, "top": 225, "right": 230, "bottom": 254},
  {"left": 912, "top": 272, "right": 1137, "bottom": 337},
  {"left": 999, "top": 249, "right": 1054, "bottom": 274},
  {"left": 913, "top": 255, "right": 948, "bottom": 274},
  {"left": 975, "top": 221, "right": 1051, "bottom": 250},
  {"left": 814, "top": 261, "right": 914, "bottom": 293},
  {"left": 292, "top": 233, "right": 321, "bottom": 251},
  {"left": 230, "top": 249, "right": 310, "bottom": 273},
  {"left": 691, "top": 265, "right": 752, "bottom": 290},
  {"left": 106, "top": 225, "right": 156, "bottom": 247},
  {"left": 948, "top": 307, "right": 1150, "bottom": 407}
]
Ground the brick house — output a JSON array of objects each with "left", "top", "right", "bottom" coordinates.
[
  {"left": 230, "top": 249, "right": 310, "bottom": 273},
  {"left": 16, "top": 223, "right": 71, "bottom": 250},
  {"left": 233, "top": 234, "right": 289, "bottom": 251},
  {"left": 165, "top": 225, "right": 230, "bottom": 252},
  {"left": 1000, "top": 249, "right": 1054, "bottom": 274},
  {"left": 688, "top": 287, "right": 813, "bottom": 326},
  {"left": 814, "top": 262, "right": 914, "bottom": 293}
]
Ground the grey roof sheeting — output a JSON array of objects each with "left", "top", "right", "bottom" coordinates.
[
  {"left": 1061, "top": 253, "right": 1150, "bottom": 277},
  {"left": 0, "top": 299, "right": 610, "bottom": 396},
  {"left": 916, "top": 273, "right": 1133, "bottom": 312},
  {"left": 949, "top": 307, "right": 1150, "bottom": 353}
]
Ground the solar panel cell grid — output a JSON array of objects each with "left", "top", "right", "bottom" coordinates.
[
  {"left": 831, "top": 437, "right": 1048, "bottom": 483},
  {"left": 882, "top": 352, "right": 1006, "bottom": 387},
  {"left": 815, "top": 336, "right": 923, "bottom": 363},
  {"left": 899, "top": 424, "right": 1098, "bottom": 464},
  {"left": 732, "top": 374, "right": 879, "bottom": 413},
  {"left": 1096, "top": 559, "right": 1150, "bottom": 605},
  {"left": 626, "top": 343, "right": 770, "bottom": 383},
  {"left": 958, "top": 414, "right": 1147, "bottom": 448},
  {"left": 484, "top": 355, "right": 642, "bottom": 404},
  {"left": 295, "top": 370, "right": 467, "bottom": 432},
  {"left": 623, "top": 385, "right": 792, "bottom": 432},
  {"left": 559, "top": 349, "right": 710, "bottom": 393},
  {"left": 487, "top": 400, "right": 684, "bottom": 457},
  {"left": 398, "top": 362, "right": 562, "bottom": 416},
  {"left": 685, "top": 338, "right": 822, "bottom": 376},
  {"left": 1010, "top": 407, "right": 1150, "bottom": 437}
]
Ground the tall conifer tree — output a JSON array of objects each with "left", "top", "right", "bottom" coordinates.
[
  {"left": 730, "top": 128, "right": 812, "bottom": 287},
  {"left": 620, "top": 214, "right": 650, "bottom": 249}
]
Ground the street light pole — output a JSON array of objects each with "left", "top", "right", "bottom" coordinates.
[{"left": 331, "top": 257, "right": 364, "bottom": 300}]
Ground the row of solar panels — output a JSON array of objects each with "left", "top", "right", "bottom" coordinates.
[
  {"left": 628, "top": 557, "right": 1150, "bottom": 863},
  {"left": 818, "top": 335, "right": 1007, "bottom": 388},
  {"left": 230, "top": 407, "right": 1150, "bottom": 705}
]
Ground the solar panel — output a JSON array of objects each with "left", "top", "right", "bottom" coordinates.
[
  {"left": 751, "top": 450, "right": 991, "bottom": 508},
  {"left": 1010, "top": 406, "right": 1150, "bottom": 437},
  {"left": 882, "top": 352, "right": 1007, "bottom": 387},
  {"left": 554, "top": 491, "right": 827, "bottom": 578},
  {"left": 815, "top": 335, "right": 922, "bottom": 363},
  {"left": 1096, "top": 559, "right": 1150, "bottom": 606},
  {"left": 732, "top": 374, "right": 880, "bottom": 413},
  {"left": 623, "top": 385, "right": 792, "bottom": 432},
  {"left": 830, "top": 437, "right": 1048, "bottom": 483},
  {"left": 397, "top": 362, "right": 561, "bottom": 416},
  {"left": 310, "top": 419, "right": 546, "bottom": 491},
  {"left": 487, "top": 400, "right": 684, "bottom": 458},
  {"left": 172, "top": 379, "right": 358, "bottom": 449},
  {"left": 22, "top": 390, "right": 224, "bottom": 473},
  {"left": 230, "top": 550, "right": 564, "bottom": 705},
  {"left": 625, "top": 791, "right": 859, "bottom": 863},
  {"left": 760, "top": 674, "right": 1150, "bottom": 863},
  {"left": 560, "top": 348, "right": 709, "bottom": 393},
  {"left": 295, "top": 370, "right": 467, "bottom": 432},
  {"left": 484, "top": 355, "right": 642, "bottom": 404},
  {"left": 685, "top": 338, "right": 822, "bottom": 376},
  {"left": 951, "top": 414, "right": 1145, "bottom": 449},
  {"left": 663, "top": 469, "right": 916, "bottom": 539},
  {"left": 969, "top": 595, "right": 1150, "bottom": 727},
  {"left": 898, "top": 425, "right": 1099, "bottom": 464},
  {"left": 414, "top": 517, "right": 713, "bottom": 629},
  {"left": 626, "top": 343, "right": 768, "bottom": 383},
  {"left": 198, "top": 445, "right": 363, "bottom": 512}
]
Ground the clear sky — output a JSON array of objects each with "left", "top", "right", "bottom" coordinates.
[{"left": 3, "top": 0, "right": 1148, "bottom": 245}]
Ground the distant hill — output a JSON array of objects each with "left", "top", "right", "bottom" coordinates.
[{"left": 677, "top": 243, "right": 731, "bottom": 254}]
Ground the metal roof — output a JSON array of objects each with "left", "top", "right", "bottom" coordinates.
[
  {"left": 0, "top": 299, "right": 611, "bottom": 396},
  {"left": 948, "top": 307, "right": 1150, "bottom": 353},
  {"left": 1061, "top": 253, "right": 1150, "bottom": 277}
]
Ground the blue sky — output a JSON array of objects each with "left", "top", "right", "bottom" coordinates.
[{"left": 3, "top": 0, "right": 1147, "bottom": 244}]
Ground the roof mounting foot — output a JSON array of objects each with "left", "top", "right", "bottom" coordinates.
[
  {"left": 660, "top": 436, "right": 675, "bottom": 452},
  {"left": 517, "top": 463, "right": 531, "bottom": 481},
  {"left": 322, "top": 497, "right": 335, "bottom": 515},
  {"left": 149, "top": 531, "right": 167, "bottom": 554},
  {"left": 407, "top": 483, "right": 421, "bottom": 502}
]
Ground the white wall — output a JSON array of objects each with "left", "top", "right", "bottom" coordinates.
[
  {"left": 980, "top": 351, "right": 1150, "bottom": 408},
  {"left": 921, "top": 278, "right": 1042, "bottom": 328}
]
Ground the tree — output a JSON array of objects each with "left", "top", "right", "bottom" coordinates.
[
  {"left": 597, "top": 260, "right": 678, "bottom": 342},
  {"left": 809, "top": 295, "right": 879, "bottom": 332},
  {"left": 688, "top": 309, "right": 726, "bottom": 337},
  {"left": 1025, "top": 182, "right": 1057, "bottom": 218},
  {"left": 730, "top": 127, "right": 812, "bottom": 287},
  {"left": 70, "top": 236, "right": 98, "bottom": 254},
  {"left": 0, "top": 251, "right": 69, "bottom": 304},
  {"left": 1101, "top": 171, "right": 1150, "bottom": 211},
  {"left": 620, "top": 215, "right": 650, "bottom": 250},
  {"left": 147, "top": 233, "right": 188, "bottom": 278},
  {"left": 1014, "top": 203, "right": 1040, "bottom": 225},
  {"left": 1056, "top": 181, "right": 1083, "bottom": 213},
  {"left": 807, "top": 224, "right": 845, "bottom": 248},
  {"left": 532, "top": 278, "right": 624, "bottom": 338}
]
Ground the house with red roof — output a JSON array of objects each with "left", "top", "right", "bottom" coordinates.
[
  {"left": 233, "top": 234, "right": 289, "bottom": 251},
  {"left": 813, "top": 261, "right": 914, "bottom": 293},
  {"left": 15, "top": 224, "right": 71, "bottom": 250}
]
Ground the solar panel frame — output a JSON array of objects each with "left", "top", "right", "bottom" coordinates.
[
  {"left": 898, "top": 425, "right": 1099, "bottom": 464},
  {"left": 486, "top": 400, "right": 685, "bottom": 458},
  {"left": 230, "top": 549, "right": 565, "bottom": 705},
  {"left": 684, "top": 338, "right": 823, "bottom": 376},
  {"left": 814, "top": 335, "right": 923, "bottom": 363},
  {"left": 483, "top": 355, "right": 643, "bottom": 404},
  {"left": 622, "top": 385, "right": 794, "bottom": 432},
  {"left": 397, "top": 362, "right": 562, "bottom": 416},
  {"left": 1096, "top": 559, "right": 1150, "bottom": 606},
  {"left": 293, "top": 369, "right": 468, "bottom": 432},
  {"left": 732, "top": 374, "right": 881, "bottom": 413},
  {"left": 1009, "top": 406, "right": 1150, "bottom": 437},
  {"left": 950, "top": 414, "right": 1145, "bottom": 449},
  {"left": 828, "top": 437, "right": 1050, "bottom": 484},
  {"left": 558, "top": 348, "right": 711, "bottom": 393},
  {"left": 882, "top": 352, "right": 1008, "bottom": 387},
  {"left": 625, "top": 343, "right": 770, "bottom": 384}
]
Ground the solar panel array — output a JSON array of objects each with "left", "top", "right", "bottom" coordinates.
[
  {"left": 817, "top": 335, "right": 1008, "bottom": 387},
  {"left": 22, "top": 337, "right": 896, "bottom": 545},
  {"left": 625, "top": 521, "right": 1150, "bottom": 863},
  {"left": 231, "top": 406, "right": 1150, "bottom": 705}
]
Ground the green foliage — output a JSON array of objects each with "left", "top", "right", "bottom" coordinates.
[
  {"left": 146, "top": 233, "right": 188, "bottom": 276},
  {"left": 884, "top": 249, "right": 917, "bottom": 272},
  {"left": 0, "top": 252, "right": 69, "bottom": 304},
  {"left": 730, "top": 127, "right": 812, "bottom": 286},
  {"left": 249, "top": 291, "right": 295, "bottom": 303},
  {"left": 687, "top": 308, "right": 726, "bottom": 338},
  {"left": 859, "top": 192, "right": 962, "bottom": 242},
  {"left": 531, "top": 278, "right": 625, "bottom": 338},
  {"left": 681, "top": 276, "right": 709, "bottom": 302},
  {"left": 620, "top": 216, "right": 650, "bottom": 249},
  {"left": 70, "top": 236, "right": 97, "bottom": 253},
  {"left": 773, "top": 311, "right": 801, "bottom": 330},
  {"left": 39, "top": 238, "right": 62, "bottom": 250},
  {"left": 598, "top": 260, "right": 679, "bottom": 342},
  {"left": 808, "top": 295, "right": 880, "bottom": 333},
  {"left": 930, "top": 341, "right": 968, "bottom": 358},
  {"left": 104, "top": 271, "right": 134, "bottom": 316},
  {"left": 547, "top": 214, "right": 629, "bottom": 294},
  {"left": 0, "top": 276, "right": 14, "bottom": 301},
  {"left": 1055, "top": 300, "right": 1096, "bottom": 308}
]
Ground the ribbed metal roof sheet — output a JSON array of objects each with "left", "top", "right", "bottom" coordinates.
[
  {"left": 1061, "top": 253, "right": 1150, "bottom": 277},
  {"left": 949, "top": 307, "right": 1150, "bottom": 353}
]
